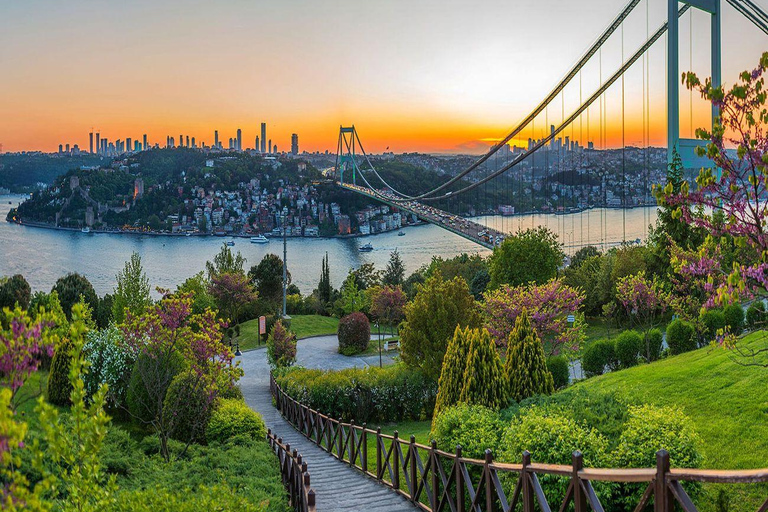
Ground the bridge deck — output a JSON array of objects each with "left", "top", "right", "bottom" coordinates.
[{"left": 339, "top": 183, "right": 504, "bottom": 249}]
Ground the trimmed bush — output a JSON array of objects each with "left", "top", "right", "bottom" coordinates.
[
  {"left": 500, "top": 407, "right": 609, "bottom": 500},
  {"left": 430, "top": 403, "right": 502, "bottom": 459},
  {"left": 546, "top": 356, "right": 570, "bottom": 390},
  {"left": 434, "top": 326, "right": 471, "bottom": 424},
  {"left": 164, "top": 371, "right": 214, "bottom": 444},
  {"left": 581, "top": 339, "right": 616, "bottom": 377},
  {"left": 460, "top": 328, "right": 507, "bottom": 410},
  {"left": 614, "top": 330, "right": 642, "bottom": 369},
  {"left": 666, "top": 319, "right": 696, "bottom": 355},
  {"left": 612, "top": 404, "right": 701, "bottom": 509},
  {"left": 746, "top": 301, "right": 766, "bottom": 329},
  {"left": 266, "top": 320, "right": 297, "bottom": 368},
  {"left": 47, "top": 338, "right": 74, "bottom": 406},
  {"left": 723, "top": 304, "right": 744, "bottom": 335},
  {"left": 276, "top": 365, "right": 436, "bottom": 423},
  {"left": 700, "top": 309, "right": 726, "bottom": 343},
  {"left": 645, "top": 329, "right": 664, "bottom": 362},
  {"left": 504, "top": 311, "right": 554, "bottom": 402},
  {"left": 206, "top": 398, "right": 267, "bottom": 444},
  {"left": 337, "top": 312, "right": 370, "bottom": 355}
]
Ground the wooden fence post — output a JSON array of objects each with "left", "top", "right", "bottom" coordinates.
[
  {"left": 393, "top": 431, "right": 400, "bottom": 491},
  {"left": 655, "top": 450, "right": 672, "bottom": 512},
  {"left": 573, "top": 451, "right": 586, "bottom": 512},
  {"left": 430, "top": 440, "right": 439, "bottom": 512},
  {"left": 349, "top": 420, "right": 356, "bottom": 466},
  {"left": 376, "top": 427, "right": 383, "bottom": 482},
  {"left": 410, "top": 435, "right": 418, "bottom": 501},
  {"left": 337, "top": 418, "right": 343, "bottom": 459},
  {"left": 362, "top": 423, "right": 368, "bottom": 473},
  {"left": 485, "top": 449, "right": 493, "bottom": 512},
  {"left": 522, "top": 451, "right": 533, "bottom": 512},
  {"left": 456, "top": 446, "right": 465, "bottom": 512}
]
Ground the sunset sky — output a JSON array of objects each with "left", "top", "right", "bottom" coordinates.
[{"left": 1, "top": 0, "right": 766, "bottom": 154}]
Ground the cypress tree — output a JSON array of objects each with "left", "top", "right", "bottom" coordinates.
[
  {"left": 504, "top": 310, "right": 554, "bottom": 403},
  {"left": 433, "top": 326, "right": 471, "bottom": 427},
  {"left": 459, "top": 328, "right": 507, "bottom": 410},
  {"left": 47, "top": 337, "right": 74, "bottom": 406}
]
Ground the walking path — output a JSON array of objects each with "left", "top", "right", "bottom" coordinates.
[
  {"left": 238, "top": 337, "right": 414, "bottom": 512},
  {"left": 292, "top": 334, "right": 398, "bottom": 370}
]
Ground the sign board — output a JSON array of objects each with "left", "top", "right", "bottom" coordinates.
[
  {"left": 259, "top": 316, "right": 267, "bottom": 335},
  {"left": 566, "top": 315, "right": 575, "bottom": 324}
]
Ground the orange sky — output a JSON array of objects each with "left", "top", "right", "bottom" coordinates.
[{"left": 1, "top": 0, "right": 765, "bottom": 154}]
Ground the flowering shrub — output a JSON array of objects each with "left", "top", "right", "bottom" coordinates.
[
  {"left": 337, "top": 312, "right": 370, "bottom": 356},
  {"left": 83, "top": 326, "right": 134, "bottom": 407},
  {"left": 484, "top": 278, "right": 584, "bottom": 354},
  {"left": 276, "top": 365, "right": 436, "bottom": 423},
  {"left": 266, "top": 320, "right": 297, "bottom": 368}
]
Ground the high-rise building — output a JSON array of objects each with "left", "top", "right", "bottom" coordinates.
[
  {"left": 95, "top": 133, "right": 101, "bottom": 155},
  {"left": 255, "top": 136, "right": 260, "bottom": 153},
  {"left": 127, "top": 138, "right": 132, "bottom": 152},
  {"left": 291, "top": 133, "right": 298, "bottom": 155},
  {"left": 214, "top": 130, "right": 219, "bottom": 148},
  {"left": 260, "top": 123, "right": 266, "bottom": 153},
  {"left": 179, "top": 135, "right": 183, "bottom": 148},
  {"left": 274, "top": 144, "right": 278, "bottom": 154},
  {"left": 186, "top": 135, "right": 190, "bottom": 148},
  {"left": 89, "top": 132, "right": 94, "bottom": 154},
  {"left": 236, "top": 129, "right": 242, "bottom": 151},
  {"left": 143, "top": 134, "right": 148, "bottom": 150},
  {"left": 550, "top": 125, "right": 555, "bottom": 148},
  {"left": 58, "top": 144, "right": 63, "bottom": 153},
  {"left": 191, "top": 137, "right": 196, "bottom": 148}
]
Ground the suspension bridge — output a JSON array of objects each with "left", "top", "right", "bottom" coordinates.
[{"left": 333, "top": 0, "right": 768, "bottom": 251}]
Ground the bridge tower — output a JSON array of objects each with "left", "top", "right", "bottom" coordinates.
[
  {"left": 335, "top": 126, "right": 358, "bottom": 185},
  {"left": 668, "top": 0, "right": 721, "bottom": 166}
]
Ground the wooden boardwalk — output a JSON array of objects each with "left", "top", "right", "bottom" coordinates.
[{"left": 239, "top": 349, "right": 416, "bottom": 512}]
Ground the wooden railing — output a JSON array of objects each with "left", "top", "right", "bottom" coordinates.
[
  {"left": 271, "top": 373, "right": 768, "bottom": 512},
  {"left": 267, "top": 428, "right": 317, "bottom": 512}
]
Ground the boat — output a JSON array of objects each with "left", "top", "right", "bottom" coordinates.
[
  {"left": 358, "top": 242, "right": 373, "bottom": 252},
  {"left": 81, "top": 227, "right": 90, "bottom": 233},
  {"left": 185, "top": 232, "right": 192, "bottom": 237},
  {"left": 225, "top": 241, "right": 235, "bottom": 247},
  {"left": 397, "top": 231, "right": 405, "bottom": 236},
  {"left": 250, "top": 235, "right": 269, "bottom": 244}
]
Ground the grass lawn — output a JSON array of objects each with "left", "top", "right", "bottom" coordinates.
[
  {"left": 567, "top": 331, "right": 768, "bottom": 509},
  {"left": 236, "top": 315, "right": 341, "bottom": 350}
]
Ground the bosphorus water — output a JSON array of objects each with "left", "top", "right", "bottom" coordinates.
[{"left": 0, "top": 194, "right": 657, "bottom": 296}]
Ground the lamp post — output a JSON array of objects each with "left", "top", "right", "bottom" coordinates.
[
  {"left": 281, "top": 207, "right": 290, "bottom": 321},
  {"left": 377, "top": 322, "right": 382, "bottom": 368}
]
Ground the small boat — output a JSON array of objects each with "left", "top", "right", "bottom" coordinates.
[
  {"left": 397, "top": 231, "right": 405, "bottom": 236},
  {"left": 250, "top": 235, "right": 269, "bottom": 244},
  {"left": 225, "top": 240, "right": 235, "bottom": 246},
  {"left": 185, "top": 232, "right": 192, "bottom": 237},
  {"left": 81, "top": 227, "right": 90, "bottom": 233},
  {"left": 359, "top": 242, "right": 373, "bottom": 252}
]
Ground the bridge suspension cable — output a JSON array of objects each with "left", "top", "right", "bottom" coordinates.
[
  {"left": 378, "top": 3, "right": 693, "bottom": 203},
  {"left": 361, "top": 0, "right": 645, "bottom": 201},
  {"left": 726, "top": 0, "right": 768, "bottom": 35}
]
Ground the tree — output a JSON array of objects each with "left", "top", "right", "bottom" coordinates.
[
  {"left": 0, "top": 274, "right": 31, "bottom": 310},
  {"left": 337, "top": 273, "right": 367, "bottom": 316},
  {"left": 351, "top": 262, "right": 381, "bottom": 290},
  {"left": 433, "top": 326, "right": 471, "bottom": 425},
  {"left": 369, "top": 285, "right": 407, "bottom": 331},
  {"left": 488, "top": 226, "right": 564, "bottom": 289},
  {"left": 399, "top": 271, "right": 481, "bottom": 380},
  {"left": 337, "top": 312, "right": 370, "bottom": 355},
  {"left": 267, "top": 320, "right": 297, "bottom": 368},
  {"left": 112, "top": 252, "right": 152, "bottom": 324},
  {"left": 316, "top": 252, "right": 333, "bottom": 305},
  {"left": 52, "top": 272, "right": 98, "bottom": 319},
  {"left": 248, "top": 253, "right": 289, "bottom": 305},
  {"left": 615, "top": 271, "right": 670, "bottom": 360},
  {"left": 95, "top": 293, "right": 114, "bottom": 329},
  {"left": 382, "top": 249, "right": 406, "bottom": 287},
  {"left": 205, "top": 244, "right": 246, "bottom": 280},
  {"left": 570, "top": 246, "right": 600, "bottom": 269},
  {"left": 120, "top": 293, "right": 237, "bottom": 461},
  {"left": 459, "top": 328, "right": 507, "bottom": 410},
  {"left": 484, "top": 278, "right": 585, "bottom": 355},
  {"left": 208, "top": 272, "right": 257, "bottom": 330},
  {"left": 504, "top": 310, "right": 554, "bottom": 403}
]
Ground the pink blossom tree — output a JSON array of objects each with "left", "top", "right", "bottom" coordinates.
[
  {"left": 369, "top": 285, "right": 407, "bottom": 335},
  {"left": 208, "top": 271, "right": 257, "bottom": 332},
  {"left": 616, "top": 271, "right": 670, "bottom": 360},
  {"left": 120, "top": 292, "right": 239, "bottom": 460},
  {"left": 483, "top": 278, "right": 585, "bottom": 355}
]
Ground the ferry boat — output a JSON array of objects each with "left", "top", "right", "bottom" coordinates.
[
  {"left": 250, "top": 235, "right": 269, "bottom": 244},
  {"left": 225, "top": 240, "right": 235, "bottom": 247},
  {"left": 81, "top": 227, "right": 90, "bottom": 234},
  {"left": 358, "top": 242, "right": 373, "bottom": 252}
]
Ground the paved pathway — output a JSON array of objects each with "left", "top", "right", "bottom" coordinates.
[
  {"left": 293, "top": 334, "right": 398, "bottom": 370},
  {"left": 238, "top": 339, "right": 415, "bottom": 512}
]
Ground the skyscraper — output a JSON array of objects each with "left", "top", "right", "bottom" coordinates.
[
  {"left": 291, "top": 133, "right": 298, "bottom": 155},
  {"left": 191, "top": 137, "right": 196, "bottom": 148},
  {"left": 179, "top": 135, "right": 183, "bottom": 148},
  {"left": 236, "top": 129, "right": 242, "bottom": 151},
  {"left": 143, "top": 134, "right": 148, "bottom": 151},
  {"left": 215, "top": 130, "right": 219, "bottom": 148},
  {"left": 255, "top": 136, "right": 260, "bottom": 152},
  {"left": 550, "top": 125, "right": 555, "bottom": 148},
  {"left": 95, "top": 133, "right": 100, "bottom": 155},
  {"left": 268, "top": 139, "right": 272, "bottom": 154},
  {"left": 127, "top": 138, "right": 132, "bottom": 153},
  {"left": 89, "top": 132, "right": 94, "bottom": 154},
  {"left": 186, "top": 135, "right": 190, "bottom": 148},
  {"left": 260, "top": 123, "right": 266, "bottom": 153}
]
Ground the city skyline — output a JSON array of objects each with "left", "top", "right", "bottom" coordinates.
[{"left": 1, "top": 0, "right": 765, "bottom": 154}]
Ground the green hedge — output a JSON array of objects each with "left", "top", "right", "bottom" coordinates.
[
  {"left": 276, "top": 365, "right": 437, "bottom": 423},
  {"left": 614, "top": 331, "right": 642, "bottom": 369},
  {"left": 666, "top": 319, "right": 696, "bottom": 355},
  {"left": 430, "top": 403, "right": 503, "bottom": 459},
  {"left": 581, "top": 339, "right": 617, "bottom": 377},
  {"left": 546, "top": 356, "right": 570, "bottom": 390},
  {"left": 207, "top": 398, "right": 267, "bottom": 444}
]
